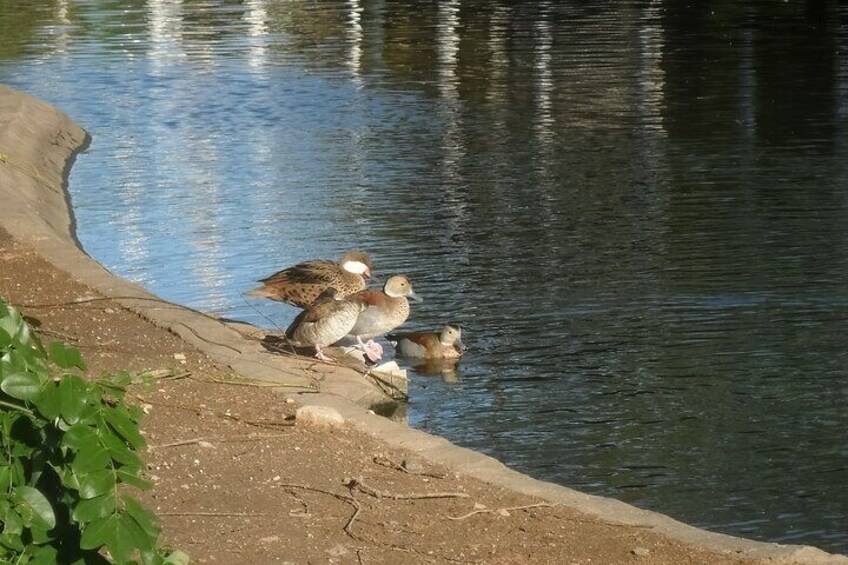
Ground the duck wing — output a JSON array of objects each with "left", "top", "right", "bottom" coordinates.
[
  {"left": 286, "top": 297, "right": 360, "bottom": 347},
  {"left": 387, "top": 331, "right": 439, "bottom": 348},
  {"left": 260, "top": 259, "right": 341, "bottom": 286}
]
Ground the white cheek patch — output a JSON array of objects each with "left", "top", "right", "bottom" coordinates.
[{"left": 342, "top": 260, "right": 368, "bottom": 275}]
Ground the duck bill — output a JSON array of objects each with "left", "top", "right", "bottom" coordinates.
[
  {"left": 364, "top": 267, "right": 373, "bottom": 280},
  {"left": 408, "top": 291, "right": 423, "bottom": 302},
  {"left": 456, "top": 337, "right": 467, "bottom": 352}
]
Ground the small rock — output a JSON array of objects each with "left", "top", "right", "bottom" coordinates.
[
  {"left": 632, "top": 547, "right": 650, "bottom": 557},
  {"left": 258, "top": 535, "right": 279, "bottom": 544},
  {"left": 295, "top": 405, "right": 345, "bottom": 429},
  {"left": 497, "top": 508, "right": 511, "bottom": 517},
  {"left": 284, "top": 397, "right": 296, "bottom": 404},
  {"left": 401, "top": 456, "right": 424, "bottom": 473},
  {"left": 474, "top": 502, "right": 487, "bottom": 510},
  {"left": 173, "top": 353, "right": 186, "bottom": 361}
]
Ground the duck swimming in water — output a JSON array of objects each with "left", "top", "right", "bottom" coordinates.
[
  {"left": 388, "top": 324, "right": 465, "bottom": 359},
  {"left": 250, "top": 251, "right": 372, "bottom": 309}
]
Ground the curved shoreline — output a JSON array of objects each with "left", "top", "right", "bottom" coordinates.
[{"left": 0, "top": 83, "right": 843, "bottom": 565}]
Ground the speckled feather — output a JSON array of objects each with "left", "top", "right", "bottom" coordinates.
[{"left": 250, "top": 258, "right": 368, "bottom": 308}]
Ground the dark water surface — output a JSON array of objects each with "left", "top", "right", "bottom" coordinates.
[{"left": 2, "top": 0, "right": 847, "bottom": 552}]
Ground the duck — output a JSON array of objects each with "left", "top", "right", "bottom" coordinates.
[
  {"left": 348, "top": 275, "right": 421, "bottom": 361},
  {"left": 249, "top": 251, "right": 372, "bottom": 308},
  {"left": 388, "top": 324, "right": 465, "bottom": 359},
  {"left": 284, "top": 288, "right": 365, "bottom": 361}
]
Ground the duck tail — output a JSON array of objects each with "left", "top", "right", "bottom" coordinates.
[{"left": 247, "top": 285, "right": 277, "bottom": 299}]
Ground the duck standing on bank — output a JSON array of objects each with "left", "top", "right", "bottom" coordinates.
[
  {"left": 388, "top": 324, "right": 465, "bottom": 359},
  {"left": 284, "top": 288, "right": 366, "bottom": 361},
  {"left": 348, "top": 275, "right": 421, "bottom": 361},
  {"left": 249, "top": 251, "right": 372, "bottom": 308}
]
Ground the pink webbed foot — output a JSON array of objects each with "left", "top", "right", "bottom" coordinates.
[{"left": 363, "top": 339, "right": 383, "bottom": 362}]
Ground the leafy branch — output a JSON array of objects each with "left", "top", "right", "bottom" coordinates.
[{"left": 0, "top": 298, "right": 188, "bottom": 564}]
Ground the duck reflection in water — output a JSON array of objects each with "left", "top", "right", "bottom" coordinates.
[{"left": 407, "top": 358, "right": 462, "bottom": 384}]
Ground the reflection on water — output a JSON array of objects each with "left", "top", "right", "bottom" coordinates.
[{"left": 2, "top": 0, "right": 848, "bottom": 553}]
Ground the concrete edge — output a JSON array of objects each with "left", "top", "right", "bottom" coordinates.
[{"left": 0, "top": 84, "right": 843, "bottom": 565}]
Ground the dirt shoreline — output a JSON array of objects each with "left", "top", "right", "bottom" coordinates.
[{"left": 1, "top": 84, "right": 844, "bottom": 564}]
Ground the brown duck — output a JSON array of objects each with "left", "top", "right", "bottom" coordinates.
[
  {"left": 249, "top": 251, "right": 372, "bottom": 308},
  {"left": 388, "top": 324, "right": 465, "bottom": 359},
  {"left": 285, "top": 288, "right": 365, "bottom": 361},
  {"left": 348, "top": 275, "right": 421, "bottom": 360}
]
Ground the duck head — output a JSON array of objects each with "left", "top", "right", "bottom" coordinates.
[
  {"left": 383, "top": 275, "right": 422, "bottom": 302},
  {"left": 440, "top": 324, "right": 465, "bottom": 350},
  {"left": 340, "top": 251, "right": 372, "bottom": 279}
]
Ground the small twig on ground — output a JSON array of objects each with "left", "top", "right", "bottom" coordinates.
[
  {"left": 37, "top": 328, "right": 80, "bottom": 342},
  {"left": 205, "top": 373, "right": 304, "bottom": 388},
  {"left": 160, "top": 511, "right": 268, "bottom": 518},
  {"left": 275, "top": 482, "right": 363, "bottom": 539},
  {"left": 140, "top": 368, "right": 192, "bottom": 381},
  {"left": 343, "top": 477, "right": 469, "bottom": 501},
  {"left": 135, "top": 394, "right": 295, "bottom": 430},
  {"left": 447, "top": 502, "right": 555, "bottom": 521},
  {"left": 372, "top": 455, "right": 447, "bottom": 479},
  {"left": 345, "top": 496, "right": 363, "bottom": 537},
  {"left": 151, "top": 433, "right": 289, "bottom": 450}
]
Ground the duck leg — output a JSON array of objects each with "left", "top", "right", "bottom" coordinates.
[{"left": 314, "top": 346, "right": 335, "bottom": 362}]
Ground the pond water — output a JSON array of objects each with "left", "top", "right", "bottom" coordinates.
[{"left": 2, "top": 0, "right": 847, "bottom": 553}]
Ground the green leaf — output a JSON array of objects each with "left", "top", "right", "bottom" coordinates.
[
  {"left": 116, "top": 468, "right": 152, "bottom": 491},
  {"left": 62, "top": 424, "right": 99, "bottom": 451},
  {"left": 163, "top": 550, "right": 190, "bottom": 565},
  {"left": 122, "top": 496, "right": 161, "bottom": 540},
  {"left": 0, "top": 372, "right": 44, "bottom": 400},
  {"left": 30, "top": 521, "right": 54, "bottom": 544},
  {"left": 0, "top": 531, "right": 25, "bottom": 552},
  {"left": 72, "top": 443, "right": 111, "bottom": 475},
  {"left": 14, "top": 486, "right": 56, "bottom": 529},
  {"left": 0, "top": 305, "right": 23, "bottom": 341},
  {"left": 77, "top": 469, "right": 116, "bottom": 500},
  {"left": 141, "top": 550, "right": 166, "bottom": 565},
  {"left": 119, "top": 509, "right": 155, "bottom": 552},
  {"left": 28, "top": 544, "right": 59, "bottom": 565},
  {"left": 0, "top": 465, "right": 10, "bottom": 492},
  {"left": 101, "top": 428, "right": 142, "bottom": 469},
  {"left": 79, "top": 512, "right": 119, "bottom": 550},
  {"left": 81, "top": 512, "right": 139, "bottom": 562},
  {"left": 0, "top": 326, "right": 11, "bottom": 348},
  {"left": 103, "top": 405, "right": 146, "bottom": 451},
  {"left": 48, "top": 341, "right": 87, "bottom": 371},
  {"left": 60, "top": 375, "right": 90, "bottom": 425},
  {"left": 1, "top": 505, "right": 23, "bottom": 535},
  {"left": 32, "top": 381, "right": 61, "bottom": 420},
  {"left": 72, "top": 494, "right": 117, "bottom": 523}
]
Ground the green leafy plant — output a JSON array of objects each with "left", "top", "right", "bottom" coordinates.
[{"left": 0, "top": 298, "right": 188, "bottom": 564}]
